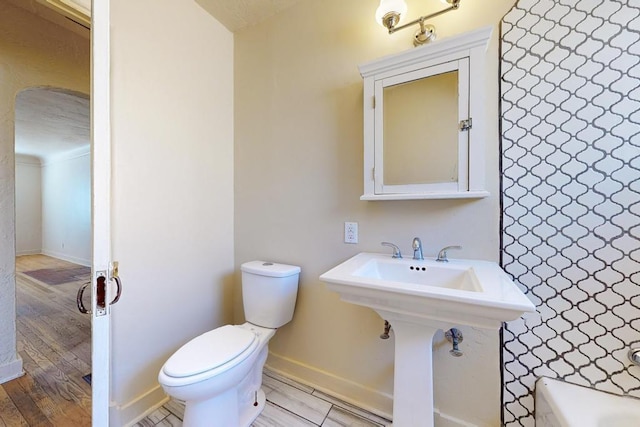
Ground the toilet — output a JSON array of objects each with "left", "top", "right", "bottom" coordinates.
[{"left": 158, "top": 261, "right": 300, "bottom": 427}]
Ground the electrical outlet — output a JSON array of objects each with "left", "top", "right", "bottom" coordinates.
[{"left": 344, "top": 222, "right": 358, "bottom": 244}]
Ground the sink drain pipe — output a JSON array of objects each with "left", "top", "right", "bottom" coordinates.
[{"left": 380, "top": 320, "right": 392, "bottom": 339}]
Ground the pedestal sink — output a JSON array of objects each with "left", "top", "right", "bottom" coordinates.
[{"left": 319, "top": 252, "right": 535, "bottom": 427}]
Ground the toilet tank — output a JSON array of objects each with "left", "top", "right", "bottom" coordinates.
[{"left": 241, "top": 261, "right": 300, "bottom": 328}]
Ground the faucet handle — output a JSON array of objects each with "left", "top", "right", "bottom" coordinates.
[
  {"left": 412, "top": 237, "right": 424, "bottom": 261},
  {"left": 381, "top": 242, "right": 402, "bottom": 259},
  {"left": 412, "top": 237, "right": 422, "bottom": 249},
  {"left": 437, "top": 245, "right": 462, "bottom": 262}
]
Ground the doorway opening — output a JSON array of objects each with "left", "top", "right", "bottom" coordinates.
[{"left": 13, "top": 87, "right": 92, "bottom": 424}]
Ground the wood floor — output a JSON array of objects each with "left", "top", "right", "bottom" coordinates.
[
  {"left": 134, "top": 369, "right": 391, "bottom": 427},
  {"left": 133, "top": 368, "right": 391, "bottom": 427},
  {"left": 0, "top": 255, "right": 92, "bottom": 426}
]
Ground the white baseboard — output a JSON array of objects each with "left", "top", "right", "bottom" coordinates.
[
  {"left": 267, "top": 352, "right": 481, "bottom": 426},
  {"left": 109, "top": 384, "right": 168, "bottom": 427},
  {"left": 434, "top": 410, "right": 480, "bottom": 427},
  {"left": 0, "top": 357, "right": 24, "bottom": 384},
  {"left": 42, "top": 249, "right": 91, "bottom": 267},
  {"left": 16, "top": 249, "right": 41, "bottom": 257},
  {"left": 266, "top": 351, "right": 393, "bottom": 420}
]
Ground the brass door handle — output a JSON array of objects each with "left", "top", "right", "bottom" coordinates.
[
  {"left": 110, "top": 261, "right": 122, "bottom": 305},
  {"left": 77, "top": 265, "right": 122, "bottom": 315},
  {"left": 76, "top": 282, "right": 91, "bottom": 314},
  {"left": 110, "top": 276, "right": 122, "bottom": 305}
]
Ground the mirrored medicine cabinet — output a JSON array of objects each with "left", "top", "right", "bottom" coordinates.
[{"left": 359, "top": 26, "right": 493, "bottom": 200}]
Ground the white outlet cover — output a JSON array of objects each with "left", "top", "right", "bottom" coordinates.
[{"left": 344, "top": 222, "right": 358, "bottom": 244}]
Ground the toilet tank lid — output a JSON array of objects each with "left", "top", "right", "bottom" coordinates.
[{"left": 241, "top": 261, "right": 301, "bottom": 278}]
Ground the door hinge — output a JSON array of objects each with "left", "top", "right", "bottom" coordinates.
[
  {"left": 459, "top": 118, "right": 473, "bottom": 131},
  {"left": 372, "top": 167, "right": 375, "bottom": 180},
  {"left": 372, "top": 96, "right": 376, "bottom": 109}
]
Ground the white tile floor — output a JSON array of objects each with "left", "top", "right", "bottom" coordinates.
[{"left": 135, "top": 369, "right": 390, "bottom": 427}]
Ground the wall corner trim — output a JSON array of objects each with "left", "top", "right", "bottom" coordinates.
[{"left": 0, "top": 357, "right": 24, "bottom": 384}]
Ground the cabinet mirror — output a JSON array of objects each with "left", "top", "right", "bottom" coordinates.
[
  {"left": 359, "top": 27, "right": 492, "bottom": 200},
  {"left": 384, "top": 70, "right": 459, "bottom": 186}
]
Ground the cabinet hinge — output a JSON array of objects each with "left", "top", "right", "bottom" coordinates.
[
  {"left": 372, "top": 167, "right": 375, "bottom": 180},
  {"left": 372, "top": 96, "right": 376, "bottom": 109},
  {"left": 459, "top": 118, "right": 473, "bottom": 131}
]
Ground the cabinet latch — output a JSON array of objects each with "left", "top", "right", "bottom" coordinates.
[{"left": 459, "top": 118, "right": 473, "bottom": 131}]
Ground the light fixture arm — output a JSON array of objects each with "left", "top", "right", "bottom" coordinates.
[{"left": 387, "top": 0, "right": 460, "bottom": 34}]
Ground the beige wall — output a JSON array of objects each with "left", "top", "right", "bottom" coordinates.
[
  {"left": 109, "top": 0, "right": 234, "bottom": 423},
  {"left": 41, "top": 149, "right": 91, "bottom": 266},
  {"left": 0, "top": 0, "right": 89, "bottom": 383},
  {"left": 15, "top": 155, "right": 43, "bottom": 256},
  {"left": 235, "top": 0, "right": 517, "bottom": 424}
]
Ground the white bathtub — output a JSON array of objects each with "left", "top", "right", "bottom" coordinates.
[{"left": 536, "top": 377, "right": 640, "bottom": 427}]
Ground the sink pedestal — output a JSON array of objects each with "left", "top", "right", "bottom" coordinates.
[
  {"left": 382, "top": 313, "right": 450, "bottom": 427},
  {"left": 319, "top": 252, "right": 536, "bottom": 426}
]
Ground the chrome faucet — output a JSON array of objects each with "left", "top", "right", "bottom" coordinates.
[
  {"left": 381, "top": 242, "right": 403, "bottom": 258},
  {"left": 412, "top": 237, "right": 423, "bottom": 260},
  {"left": 437, "top": 245, "right": 462, "bottom": 262}
]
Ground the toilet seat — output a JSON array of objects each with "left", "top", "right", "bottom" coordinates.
[{"left": 162, "top": 325, "right": 258, "bottom": 381}]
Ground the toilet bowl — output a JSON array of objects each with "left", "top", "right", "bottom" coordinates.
[
  {"left": 158, "top": 323, "right": 275, "bottom": 426},
  {"left": 158, "top": 261, "right": 300, "bottom": 427}
]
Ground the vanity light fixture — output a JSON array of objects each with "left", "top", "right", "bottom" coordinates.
[{"left": 375, "top": 0, "right": 462, "bottom": 46}]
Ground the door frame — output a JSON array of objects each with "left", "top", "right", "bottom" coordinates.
[{"left": 91, "top": 0, "right": 111, "bottom": 424}]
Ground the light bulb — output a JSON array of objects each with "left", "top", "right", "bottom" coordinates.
[{"left": 375, "top": 0, "right": 408, "bottom": 27}]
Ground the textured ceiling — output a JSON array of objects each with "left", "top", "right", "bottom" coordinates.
[
  {"left": 195, "top": 0, "right": 304, "bottom": 32},
  {"left": 15, "top": 88, "right": 90, "bottom": 161},
  {"left": 8, "top": 0, "right": 302, "bottom": 35}
]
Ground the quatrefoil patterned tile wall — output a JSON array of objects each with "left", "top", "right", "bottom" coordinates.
[{"left": 500, "top": 0, "right": 640, "bottom": 425}]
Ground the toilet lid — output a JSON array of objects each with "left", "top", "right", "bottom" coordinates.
[{"left": 163, "top": 325, "right": 256, "bottom": 378}]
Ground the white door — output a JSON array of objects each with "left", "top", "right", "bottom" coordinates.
[{"left": 90, "top": 0, "right": 112, "bottom": 424}]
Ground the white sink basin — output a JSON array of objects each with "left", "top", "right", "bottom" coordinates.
[
  {"left": 353, "top": 257, "right": 481, "bottom": 291},
  {"left": 320, "top": 252, "right": 535, "bottom": 426},
  {"left": 320, "top": 252, "right": 534, "bottom": 329}
]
